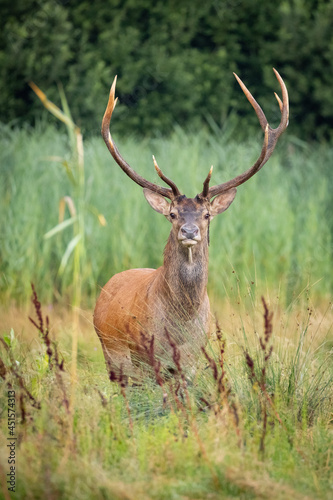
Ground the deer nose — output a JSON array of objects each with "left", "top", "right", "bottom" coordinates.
[{"left": 181, "top": 224, "right": 199, "bottom": 240}]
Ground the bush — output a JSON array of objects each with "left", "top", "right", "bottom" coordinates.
[{"left": 1, "top": 0, "right": 333, "bottom": 140}]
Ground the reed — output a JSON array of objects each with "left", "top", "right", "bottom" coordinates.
[{"left": 0, "top": 123, "right": 332, "bottom": 306}]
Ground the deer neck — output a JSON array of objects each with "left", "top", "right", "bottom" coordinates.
[{"left": 161, "top": 231, "right": 209, "bottom": 315}]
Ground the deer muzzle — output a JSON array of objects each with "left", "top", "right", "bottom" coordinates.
[{"left": 179, "top": 224, "right": 201, "bottom": 247}]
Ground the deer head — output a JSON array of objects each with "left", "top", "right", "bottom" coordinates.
[{"left": 143, "top": 188, "right": 236, "bottom": 264}]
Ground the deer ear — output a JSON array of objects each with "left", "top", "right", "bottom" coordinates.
[
  {"left": 143, "top": 188, "right": 170, "bottom": 215},
  {"left": 210, "top": 188, "right": 237, "bottom": 218}
]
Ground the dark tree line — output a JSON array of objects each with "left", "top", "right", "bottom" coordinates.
[{"left": 1, "top": 0, "right": 333, "bottom": 140}]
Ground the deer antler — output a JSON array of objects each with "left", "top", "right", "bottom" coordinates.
[
  {"left": 200, "top": 68, "right": 289, "bottom": 199},
  {"left": 101, "top": 76, "right": 181, "bottom": 199}
]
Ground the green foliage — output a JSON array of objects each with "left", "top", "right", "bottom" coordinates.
[
  {"left": 1, "top": 0, "right": 333, "bottom": 140},
  {"left": 0, "top": 123, "right": 332, "bottom": 306}
]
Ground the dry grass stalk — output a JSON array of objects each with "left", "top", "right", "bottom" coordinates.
[{"left": 29, "top": 283, "right": 69, "bottom": 413}]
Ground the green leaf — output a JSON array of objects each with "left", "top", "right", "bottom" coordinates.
[
  {"left": 61, "top": 160, "right": 77, "bottom": 186},
  {"left": 58, "top": 233, "right": 82, "bottom": 275},
  {"left": 29, "top": 82, "right": 75, "bottom": 129},
  {"left": 44, "top": 216, "right": 77, "bottom": 239},
  {"left": 3, "top": 328, "right": 15, "bottom": 347}
]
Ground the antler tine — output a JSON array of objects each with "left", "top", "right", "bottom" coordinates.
[
  {"left": 272, "top": 68, "right": 289, "bottom": 131},
  {"left": 203, "top": 69, "right": 289, "bottom": 200},
  {"left": 201, "top": 166, "right": 213, "bottom": 198},
  {"left": 152, "top": 156, "right": 181, "bottom": 197},
  {"left": 233, "top": 73, "right": 268, "bottom": 131},
  {"left": 101, "top": 77, "right": 179, "bottom": 200}
]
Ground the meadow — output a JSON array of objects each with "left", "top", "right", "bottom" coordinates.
[{"left": 0, "top": 117, "right": 332, "bottom": 499}]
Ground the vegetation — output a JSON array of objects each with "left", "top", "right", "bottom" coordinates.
[
  {"left": 2, "top": 0, "right": 333, "bottom": 140},
  {"left": 1, "top": 108, "right": 332, "bottom": 499},
  {"left": 0, "top": 121, "right": 332, "bottom": 306},
  {"left": 0, "top": 285, "right": 332, "bottom": 499}
]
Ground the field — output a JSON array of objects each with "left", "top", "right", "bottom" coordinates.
[{"left": 0, "top": 121, "right": 332, "bottom": 499}]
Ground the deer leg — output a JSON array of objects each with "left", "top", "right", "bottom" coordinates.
[{"left": 95, "top": 328, "right": 142, "bottom": 382}]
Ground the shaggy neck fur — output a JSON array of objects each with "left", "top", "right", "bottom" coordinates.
[{"left": 161, "top": 229, "right": 209, "bottom": 317}]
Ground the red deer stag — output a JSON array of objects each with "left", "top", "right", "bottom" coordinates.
[{"left": 94, "top": 69, "right": 289, "bottom": 380}]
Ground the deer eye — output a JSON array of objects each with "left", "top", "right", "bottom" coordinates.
[
  {"left": 170, "top": 212, "right": 176, "bottom": 219},
  {"left": 204, "top": 213, "right": 210, "bottom": 219}
]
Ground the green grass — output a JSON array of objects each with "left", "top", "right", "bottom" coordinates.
[
  {"left": 0, "top": 122, "right": 332, "bottom": 306},
  {"left": 0, "top": 290, "right": 332, "bottom": 499}
]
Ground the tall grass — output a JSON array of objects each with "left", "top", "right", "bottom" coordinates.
[
  {"left": 0, "top": 121, "right": 332, "bottom": 306},
  {"left": 0, "top": 288, "right": 331, "bottom": 499}
]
